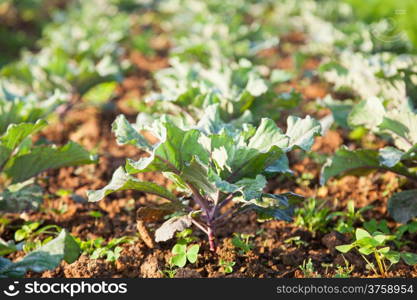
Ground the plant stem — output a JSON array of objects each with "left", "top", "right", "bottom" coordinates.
[
  {"left": 374, "top": 251, "right": 386, "bottom": 277},
  {"left": 360, "top": 253, "right": 378, "bottom": 275},
  {"left": 191, "top": 219, "right": 209, "bottom": 235},
  {"left": 188, "top": 183, "right": 211, "bottom": 217},
  {"left": 207, "top": 225, "right": 216, "bottom": 251}
]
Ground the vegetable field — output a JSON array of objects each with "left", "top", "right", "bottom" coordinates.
[{"left": 1, "top": 0, "right": 417, "bottom": 278}]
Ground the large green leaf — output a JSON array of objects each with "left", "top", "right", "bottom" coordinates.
[
  {"left": 125, "top": 119, "right": 209, "bottom": 174},
  {"left": 320, "top": 146, "right": 417, "bottom": 185},
  {"left": 249, "top": 193, "right": 303, "bottom": 222},
  {"left": 348, "top": 97, "right": 385, "bottom": 130},
  {"left": 112, "top": 114, "right": 152, "bottom": 151},
  {"left": 247, "top": 118, "right": 288, "bottom": 152},
  {"left": 0, "top": 230, "right": 80, "bottom": 278},
  {"left": 285, "top": 115, "right": 322, "bottom": 151},
  {"left": 388, "top": 190, "right": 417, "bottom": 223},
  {"left": 87, "top": 166, "right": 179, "bottom": 203},
  {"left": 379, "top": 111, "right": 417, "bottom": 151},
  {"left": 6, "top": 141, "right": 97, "bottom": 183},
  {"left": 208, "top": 130, "right": 285, "bottom": 181},
  {"left": 0, "top": 120, "right": 47, "bottom": 168}
]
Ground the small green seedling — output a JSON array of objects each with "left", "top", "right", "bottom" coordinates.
[
  {"left": 89, "top": 211, "right": 104, "bottom": 227},
  {"left": 284, "top": 236, "right": 308, "bottom": 247},
  {"left": 176, "top": 228, "right": 197, "bottom": 244},
  {"left": 295, "top": 198, "right": 332, "bottom": 236},
  {"left": 334, "top": 257, "right": 354, "bottom": 278},
  {"left": 170, "top": 229, "right": 200, "bottom": 268},
  {"left": 296, "top": 172, "right": 315, "bottom": 187},
  {"left": 232, "top": 233, "right": 254, "bottom": 255},
  {"left": 14, "top": 221, "right": 61, "bottom": 253},
  {"left": 171, "top": 244, "right": 200, "bottom": 268},
  {"left": 336, "top": 228, "right": 417, "bottom": 277},
  {"left": 78, "top": 236, "right": 135, "bottom": 263},
  {"left": 299, "top": 258, "right": 320, "bottom": 278},
  {"left": 332, "top": 200, "right": 372, "bottom": 234},
  {"left": 219, "top": 259, "right": 236, "bottom": 274},
  {"left": 161, "top": 267, "right": 177, "bottom": 278}
]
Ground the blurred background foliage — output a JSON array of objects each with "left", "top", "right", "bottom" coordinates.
[
  {"left": 344, "top": 0, "right": 417, "bottom": 49},
  {"left": 1, "top": 0, "right": 417, "bottom": 68}
]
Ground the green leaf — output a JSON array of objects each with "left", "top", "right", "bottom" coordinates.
[
  {"left": 356, "top": 228, "right": 372, "bottom": 240},
  {"left": 0, "top": 120, "right": 47, "bottom": 168},
  {"left": 285, "top": 116, "right": 321, "bottom": 151},
  {"left": 180, "top": 157, "right": 217, "bottom": 199},
  {"left": 379, "top": 147, "right": 405, "bottom": 168},
  {"left": 171, "top": 253, "right": 187, "bottom": 268},
  {"left": 186, "top": 244, "right": 200, "bottom": 263},
  {"left": 112, "top": 114, "right": 152, "bottom": 151},
  {"left": 6, "top": 141, "right": 97, "bottom": 183},
  {"left": 384, "top": 251, "right": 400, "bottom": 265},
  {"left": 358, "top": 246, "right": 374, "bottom": 256},
  {"left": 335, "top": 244, "right": 354, "bottom": 253},
  {"left": 155, "top": 216, "right": 192, "bottom": 243},
  {"left": 348, "top": 97, "right": 385, "bottom": 130},
  {"left": 14, "top": 229, "right": 27, "bottom": 242},
  {"left": 172, "top": 244, "right": 187, "bottom": 255},
  {"left": 401, "top": 252, "right": 417, "bottom": 266},
  {"left": 249, "top": 193, "right": 301, "bottom": 221},
  {"left": 373, "top": 234, "right": 391, "bottom": 245},
  {"left": 388, "top": 190, "right": 417, "bottom": 223},
  {"left": 0, "top": 230, "right": 80, "bottom": 278},
  {"left": 379, "top": 111, "right": 417, "bottom": 151},
  {"left": 171, "top": 243, "right": 187, "bottom": 268},
  {"left": 378, "top": 247, "right": 390, "bottom": 254},
  {"left": 87, "top": 167, "right": 179, "bottom": 203},
  {"left": 208, "top": 129, "right": 285, "bottom": 181},
  {"left": 246, "top": 74, "right": 268, "bottom": 97},
  {"left": 247, "top": 118, "right": 288, "bottom": 152},
  {"left": 320, "top": 146, "right": 415, "bottom": 185},
  {"left": 322, "top": 96, "right": 353, "bottom": 129},
  {"left": 126, "top": 121, "right": 209, "bottom": 174}
]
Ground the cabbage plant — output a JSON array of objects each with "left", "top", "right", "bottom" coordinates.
[{"left": 88, "top": 106, "right": 320, "bottom": 250}]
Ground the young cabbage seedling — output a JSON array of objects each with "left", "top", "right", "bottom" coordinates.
[{"left": 87, "top": 107, "right": 321, "bottom": 250}]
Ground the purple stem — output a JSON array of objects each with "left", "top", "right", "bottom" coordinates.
[{"left": 207, "top": 225, "right": 216, "bottom": 251}]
